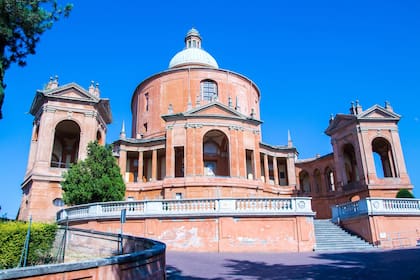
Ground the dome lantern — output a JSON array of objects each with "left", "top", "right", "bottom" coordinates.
[
  {"left": 185, "top": 27, "right": 202, "bottom": 49},
  {"left": 169, "top": 28, "right": 218, "bottom": 69}
]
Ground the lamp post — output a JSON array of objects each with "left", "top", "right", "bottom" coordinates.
[{"left": 120, "top": 208, "right": 126, "bottom": 254}]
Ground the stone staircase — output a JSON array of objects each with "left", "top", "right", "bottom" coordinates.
[{"left": 314, "top": 219, "right": 375, "bottom": 251}]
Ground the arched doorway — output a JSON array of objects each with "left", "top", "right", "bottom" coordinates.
[
  {"left": 314, "top": 169, "right": 322, "bottom": 193},
  {"left": 299, "top": 171, "right": 311, "bottom": 194},
  {"left": 325, "top": 167, "right": 335, "bottom": 191},
  {"left": 50, "top": 120, "right": 81, "bottom": 168},
  {"left": 96, "top": 130, "right": 103, "bottom": 145},
  {"left": 372, "top": 137, "right": 396, "bottom": 178},
  {"left": 342, "top": 143, "right": 358, "bottom": 184},
  {"left": 202, "top": 130, "right": 229, "bottom": 176}
]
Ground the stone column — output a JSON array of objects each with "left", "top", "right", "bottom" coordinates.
[
  {"left": 390, "top": 129, "right": 407, "bottom": 179},
  {"left": 185, "top": 126, "right": 194, "bottom": 176},
  {"left": 152, "top": 149, "right": 157, "bottom": 181},
  {"left": 331, "top": 139, "right": 344, "bottom": 191},
  {"left": 253, "top": 131, "right": 261, "bottom": 181},
  {"left": 229, "top": 127, "right": 238, "bottom": 177},
  {"left": 264, "top": 154, "right": 269, "bottom": 183},
  {"left": 273, "top": 156, "right": 279, "bottom": 185},
  {"left": 119, "top": 148, "right": 127, "bottom": 182},
  {"left": 26, "top": 123, "right": 39, "bottom": 173},
  {"left": 237, "top": 129, "right": 245, "bottom": 178},
  {"left": 195, "top": 126, "right": 204, "bottom": 176},
  {"left": 138, "top": 151, "right": 143, "bottom": 182},
  {"left": 36, "top": 109, "right": 56, "bottom": 168},
  {"left": 287, "top": 155, "right": 296, "bottom": 188},
  {"left": 166, "top": 126, "right": 174, "bottom": 178}
]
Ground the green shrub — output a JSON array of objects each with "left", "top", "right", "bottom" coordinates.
[
  {"left": 396, "top": 189, "right": 415, "bottom": 198},
  {"left": 0, "top": 221, "right": 57, "bottom": 269}
]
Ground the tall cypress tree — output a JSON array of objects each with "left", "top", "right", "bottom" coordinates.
[{"left": 62, "top": 141, "right": 125, "bottom": 205}]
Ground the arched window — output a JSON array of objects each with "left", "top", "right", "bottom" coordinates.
[
  {"left": 96, "top": 130, "right": 103, "bottom": 145},
  {"left": 50, "top": 120, "right": 80, "bottom": 168},
  {"left": 299, "top": 171, "right": 311, "bottom": 193},
  {"left": 52, "top": 198, "right": 64, "bottom": 207},
  {"left": 372, "top": 137, "right": 396, "bottom": 178},
  {"left": 32, "top": 124, "right": 39, "bottom": 141},
  {"left": 204, "top": 142, "right": 218, "bottom": 156},
  {"left": 325, "top": 167, "right": 335, "bottom": 191},
  {"left": 144, "top": 92, "right": 149, "bottom": 111},
  {"left": 203, "top": 130, "right": 229, "bottom": 176},
  {"left": 342, "top": 144, "right": 358, "bottom": 184},
  {"left": 314, "top": 169, "right": 322, "bottom": 193},
  {"left": 201, "top": 80, "right": 218, "bottom": 102}
]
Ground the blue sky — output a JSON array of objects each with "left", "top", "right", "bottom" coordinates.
[{"left": 1, "top": 0, "right": 419, "bottom": 218}]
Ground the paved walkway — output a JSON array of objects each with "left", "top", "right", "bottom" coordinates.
[{"left": 166, "top": 248, "right": 420, "bottom": 279}]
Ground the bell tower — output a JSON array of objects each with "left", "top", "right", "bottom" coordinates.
[
  {"left": 18, "top": 77, "right": 112, "bottom": 221},
  {"left": 325, "top": 101, "right": 412, "bottom": 199}
]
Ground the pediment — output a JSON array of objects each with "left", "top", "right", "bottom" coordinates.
[
  {"left": 325, "top": 104, "right": 401, "bottom": 136},
  {"left": 333, "top": 116, "right": 355, "bottom": 127},
  {"left": 43, "top": 83, "right": 99, "bottom": 102},
  {"left": 357, "top": 105, "right": 401, "bottom": 120},
  {"left": 325, "top": 115, "right": 356, "bottom": 136},
  {"left": 185, "top": 102, "right": 246, "bottom": 119},
  {"left": 161, "top": 101, "right": 262, "bottom": 125},
  {"left": 30, "top": 83, "right": 101, "bottom": 116}
]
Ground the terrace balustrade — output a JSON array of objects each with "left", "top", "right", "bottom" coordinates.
[
  {"left": 57, "top": 197, "right": 314, "bottom": 222},
  {"left": 331, "top": 198, "right": 420, "bottom": 223}
]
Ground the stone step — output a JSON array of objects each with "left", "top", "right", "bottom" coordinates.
[
  {"left": 316, "top": 237, "right": 364, "bottom": 241},
  {"left": 316, "top": 243, "right": 372, "bottom": 249},
  {"left": 314, "top": 219, "right": 375, "bottom": 252},
  {"left": 315, "top": 233, "right": 370, "bottom": 240}
]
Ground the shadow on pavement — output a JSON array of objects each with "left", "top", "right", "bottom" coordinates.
[
  {"left": 167, "top": 248, "right": 420, "bottom": 280},
  {"left": 166, "top": 265, "right": 224, "bottom": 280}
]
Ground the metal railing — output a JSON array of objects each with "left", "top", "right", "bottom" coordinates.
[{"left": 57, "top": 197, "right": 314, "bottom": 222}]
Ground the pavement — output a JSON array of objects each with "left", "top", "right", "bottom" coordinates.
[{"left": 166, "top": 247, "right": 420, "bottom": 279}]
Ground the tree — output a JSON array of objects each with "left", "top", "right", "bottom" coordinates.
[
  {"left": 62, "top": 141, "right": 126, "bottom": 206},
  {"left": 0, "top": 0, "right": 72, "bottom": 119},
  {"left": 396, "top": 189, "right": 415, "bottom": 199}
]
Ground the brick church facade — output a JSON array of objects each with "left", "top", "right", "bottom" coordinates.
[{"left": 18, "top": 28, "right": 413, "bottom": 222}]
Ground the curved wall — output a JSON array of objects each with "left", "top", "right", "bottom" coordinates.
[
  {"left": 131, "top": 67, "right": 261, "bottom": 139},
  {"left": 0, "top": 227, "right": 166, "bottom": 280}
]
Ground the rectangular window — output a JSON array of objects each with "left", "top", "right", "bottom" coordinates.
[
  {"left": 277, "top": 158, "right": 288, "bottom": 186},
  {"left": 246, "top": 149, "right": 254, "bottom": 180},
  {"left": 175, "top": 146, "right": 184, "bottom": 178},
  {"left": 268, "top": 156, "right": 274, "bottom": 183},
  {"left": 126, "top": 151, "right": 139, "bottom": 183},
  {"left": 142, "top": 151, "right": 152, "bottom": 182},
  {"left": 260, "top": 153, "right": 265, "bottom": 182},
  {"left": 157, "top": 148, "right": 166, "bottom": 180},
  {"left": 145, "top": 93, "right": 149, "bottom": 111}
]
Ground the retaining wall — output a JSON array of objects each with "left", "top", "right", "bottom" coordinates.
[{"left": 0, "top": 228, "right": 166, "bottom": 280}]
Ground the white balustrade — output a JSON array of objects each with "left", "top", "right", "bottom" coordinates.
[
  {"left": 332, "top": 198, "right": 420, "bottom": 222},
  {"left": 56, "top": 197, "right": 314, "bottom": 222}
]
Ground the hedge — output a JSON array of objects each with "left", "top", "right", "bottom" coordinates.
[
  {"left": 0, "top": 221, "right": 57, "bottom": 269},
  {"left": 396, "top": 189, "right": 415, "bottom": 199}
]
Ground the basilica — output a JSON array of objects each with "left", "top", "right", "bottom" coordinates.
[{"left": 18, "top": 29, "right": 415, "bottom": 249}]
